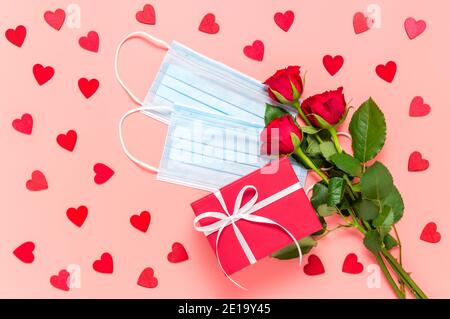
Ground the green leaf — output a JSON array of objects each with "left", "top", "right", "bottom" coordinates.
[
  {"left": 310, "top": 183, "right": 328, "bottom": 209},
  {"left": 360, "top": 162, "right": 394, "bottom": 201},
  {"left": 317, "top": 204, "right": 336, "bottom": 217},
  {"left": 330, "top": 153, "right": 362, "bottom": 177},
  {"left": 349, "top": 97, "right": 387, "bottom": 163},
  {"left": 264, "top": 103, "right": 289, "bottom": 126},
  {"left": 353, "top": 199, "right": 380, "bottom": 221},
  {"left": 271, "top": 236, "right": 317, "bottom": 259},
  {"left": 305, "top": 135, "right": 321, "bottom": 155},
  {"left": 373, "top": 206, "right": 395, "bottom": 227},
  {"left": 301, "top": 126, "right": 321, "bottom": 134},
  {"left": 327, "top": 177, "right": 344, "bottom": 206},
  {"left": 383, "top": 234, "right": 399, "bottom": 250},
  {"left": 319, "top": 141, "right": 337, "bottom": 160},
  {"left": 364, "top": 230, "right": 382, "bottom": 254},
  {"left": 382, "top": 186, "right": 404, "bottom": 223}
]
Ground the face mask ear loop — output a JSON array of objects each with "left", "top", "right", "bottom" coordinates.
[
  {"left": 114, "top": 31, "right": 170, "bottom": 105},
  {"left": 119, "top": 106, "right": 172, "bottom": 173}
]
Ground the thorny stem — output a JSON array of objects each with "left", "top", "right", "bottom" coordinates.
[{"left": 393, "top": 225, "right": 406, "bottom": 294}]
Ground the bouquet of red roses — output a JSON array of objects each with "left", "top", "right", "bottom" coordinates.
[{"left": 261, "top": 66, "right": 427, "bottom": 299}]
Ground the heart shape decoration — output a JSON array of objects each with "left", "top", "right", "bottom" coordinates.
[
  {"left": 408, "top": 151, "right": 429, "bottom": 172},
  {"left": 274, "top": 10, "right": 295, "bottom": 32},
  {"left": 303, "top": 254, "right": 325, "bottom": 276},
  {"left": 57, "top": 130, "right": 77, "bottom": 152},
  {"left": 93, "top": 252, "right": 113, "bottom": 274},
  {"left": 198, "top": 13, "right": 220, "bottom": 34},
  {"left": 409, "top": 96, "right": 430, "bottom": 117},
  {"left": 167, "top": 242, "right": 189, "bottom": 263},
  {"left": 33, "top": 64, "right": 55, "bottom": 85},
  {"left": 404, "top": 17, "right": 426, "bottom": 40},
  {"left": 79, "top": 31, "right": 99, "bottom": 53},
  {"left": 136, "top": 4, "right": 156, "bottom": 25},
  {"left": 420, "top": 222, "right": 441, "bottom": 243},
  {"left": 44, "top": 9, "right": 66, "bottom": 31},
  {"left": 5, "top": 25, "right": 27, "bottom": 47},
  {"left": 66, "top": 205, "right": 88, "bottom": 227},
  {"left": 12, "top": 113, "right": 33, "bottom": 135},
  {"left": 323, "top": 55, "right": 344, "bottom": 76},
  {"left": 243, "top": 40, "right": 264, "bottom": 62},
  {"left": 376, "top": 61, "right": 397, "bottom": 83},
  {"left": 13, "top": 241, "right": 35, "bottom": 264},
  {"left": 130, "top": 211, "right": 151, "bottom": 233},
  {"left": 137, "top": 267, "right": 158, "bottom": 288},
  {"left": 93, "top": 163, "right": 114, "bottom": 184},
  {"left": 353, "top": 12, "right": 372, "bottom": 34},
  {"left": 50, "top": 269, "right": 70, "bottom": 291},
  {"left": 78, "top": 78, "right": 99, "bottom": 99},
  {"left": 26, "top": 170, "right": 48, "bottom": 191},
  {"left": 342, "top": 253, "right": 364, "bottom": 274}
]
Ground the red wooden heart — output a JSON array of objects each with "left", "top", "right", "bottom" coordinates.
[
  {"left": 50, "top": 269, "right": 70, "bottom": 291},
  {"left": 303, "top": 254, "right": 325, "bottom": 276},
  {"left": 409, "top": 96, "right": 430, "bottom": 117},
  {"left": 79, "top": 31, "right": 99, "bottom": 53},
  {"left": 376, "top": 61, "right": 397, "bottom": 83},
  {"left": 13, "top": 241, "right": 35, "bottom": 264},
  {"left": 5, "top": 25, "right": 26, "bottom": 47},
  {"left": 93, "top": 163, "right": 114, "bottom": 184},
  {"left": 199, "top": 13, "right": 220, "bottom": 34},
  {"left": 167, "top": 242, "right": 189, "bottom": 263},
  {"left": 323, "top": 55, "right": 344, "bottom": 76},
  {"left": 342, "top": 253, "right": 364, "bottom": 274},
  {"left": 12, "top": 113, "right": 33, "bottom": 135},
  {"left": 243, "top": 40, "right": 264, "bottom": 61},
  {"left": 57, "top": 130, "right": 77, "bottom": 152},
  {"left": 26, "top": 170, "right": 48, "bottom": 191},
  {"left": 44, "top": 9, "right": 66, "bottom": 31},
  {"left": 130, "top": 211, "right": 151, "bottom": 233},
  {"left": 274, "top": 10, "right": 295, "bottom": 32},
  {"left": 33, "top": 64, "right": 54, "bottom": 85},
  {"left": 136, "top": 4, "right": 156, "bottom": 25},
  {"left": 93, "top": 253, "right": 113, "bottom": 274},
  {"left": 404, "top": 17, "right": 426, "bottom": 40},
  {"left": 66, "top": 205, "right": 88, "bottom": 227},
  {"left": 420, "top": 222, "right": 441, "bottom": 243},
  {"left": 353, "top": 12, "right": 371, "bottom": 34},
  {"left": 78, "top": 78, "right": 99, "bottom": 99},
  {"left": 137, "top": 267, "right": 158, "bottom": 288},
  {"left": 408, "top": 151, "right": 429, "bottom": 172}
]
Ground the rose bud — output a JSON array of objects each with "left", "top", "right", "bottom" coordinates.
[
  {"left": 264, "top": 66, "right": 303, "bottom": 107},
  {"left": 300, "top": 87, "right": 346, "bottom": 127},
  {"left": 260, "top": 114, "right": 302, "bottom": 156}
]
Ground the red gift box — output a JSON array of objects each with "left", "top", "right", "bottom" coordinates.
[{"left": 191, "top": 157, "right": 322, "bottom": 276}]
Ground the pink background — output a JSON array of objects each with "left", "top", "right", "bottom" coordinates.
[{"left": 1, "top": 0, "right": 449, "bottom": 298}]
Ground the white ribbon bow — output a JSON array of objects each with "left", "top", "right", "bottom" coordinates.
[{"left": 193, "top": 183, "right": 303, "bottom": 289}]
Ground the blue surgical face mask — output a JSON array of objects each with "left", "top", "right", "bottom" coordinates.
[{"left": 115, "top": 32, "right": 308, "bottom": 191}]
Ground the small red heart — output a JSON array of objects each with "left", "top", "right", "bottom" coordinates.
[
  {"left": 323, "top": 55, "right": 344, "bottom": 76},
  {"left": 33, "top": 64, "right": 54, "bottom": 85},
  {"left": 79, "top": 31, "right": 99, "bottom": 53},
  {"left": 376, "top": 61, "right": 397, "bottom": 83},
  {"left": 404, "top": 17, "right": 426, "bottom": 40},
  {"left": 167, "top": 242, "right": 189, "bottom": 263},
  {"left": 50, "top": 269, "right": 70, "bottom": 291},
  {"left": 93, "top": 163, "right": 114, "bottom": 184},
  {"left": 57, "top": 130, "right": 77, "bottom": 152},
  {"left": 12, "top": 113, "right": 33, "bottom": 135},
  {"left": 198, "top": 13, "right": 220, "bottom": 34},
  {"left": 13, "top": 241, "right": 35, "bottom": 264},
  {"left": 66, "top": 205, "right": 88, "bottom": 227},
  {"left": 408, "top": 151, "right": 429, "bottom": 172},
  {"left": 130, "top": 211, "right": 151, "bottom": 233},
  {"left": 93, "top": 252, "right": 113, "bottom": 274},
  {"left": 44, "top": 9, "right": 66, "bottom": 31},
  {"left": 274, "top": 10, "right": 295, "bottom": 32},
  {"left": 78, "top": 78, "right": 99, "bottom": 99},
  {"left": 303, "top": 254, "right": 325, "bottom": 276},
  {"left": 136, "top": 4, "right": 156, "bottom": 25},
  {"left": 420, "top": 222, "right": 441, "bottom": 243},
  {"left": 137, "top": 267, "right": 158, "bottom": 288},
  {"left": 342, "top": 253, "right": 364, "bottom": 274},
  {"left": 26, "top": 170, "right": 48, "bottom": 191},
  {"left": 243, "top": 40, "right": 264, "bottom": 62},
  {"left": 409, "top": 96, "right": 430, "bottom": 117},
  {"left": 353, "top": 12, "right": 372, "bottom": 34},
  {"left": 5, "top": 25, "right": 26, "bottom": 47}
]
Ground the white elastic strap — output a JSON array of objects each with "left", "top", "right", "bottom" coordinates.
[
  {"left": 119, "top": 106, "right": 172, "bottom": 173},
  {"left": 337, "top": 131, "right": 352, "bottom": 140},
  {"left": 305, "top": 185, "right": 314, "bottom": 195},
  {"left": 114, "top": 31, "right": 170, "bottom": 105}
]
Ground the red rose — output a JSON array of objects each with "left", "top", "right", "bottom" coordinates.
[
  {"left": 264, "top": 66, "right": 303, "bottom": 106},
  {"left": 300, "top": 87, "right": 346, "bottom": 127},
  {"left": 261, "top": 115, "right": 302, "bottom": 155}
]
